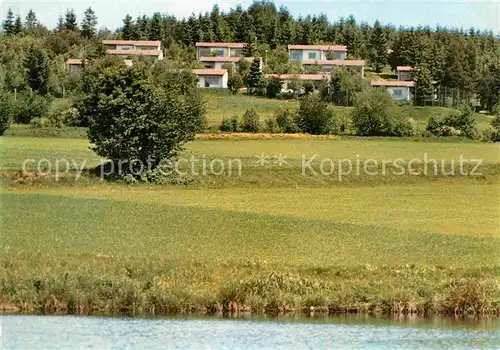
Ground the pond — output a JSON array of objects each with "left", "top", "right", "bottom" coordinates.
[{"left": 1, "top": 315, "right": 499, "bottom": 349}]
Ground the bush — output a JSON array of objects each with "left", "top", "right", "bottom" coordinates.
[
  {"left": 240, "top": 109, "right": 260, "bottom": 133},
  {"left": 48, "top": 100, "right": 80, "bottom": 127},
  {"left": 80, "top": 63, "right": 205, "bottom": 178},
  {"left": 219, "top": 117, "right": 233, "bottom": 132},
  {"left": 295, "top": 95, "right": 337, "bottom": 135},
  {"left": 426, "top": 108, "right": 477, "bottom": 139},
  {"left": 274, "top": 108, "right": 299, "bottom": 133},
  {"left": 219, "top": 115, "right": 239, "bottom": 132},
  {"left": 14, "top": 92, "right": 50, "bottom": 124},
  {"left": 264, "top": 116, "right": 280, "bottom": 133},
  {"left": 265, "top": 77, "right": 283, "bottom": 99},
  {"left": 351, "top": 89, "right": 414, "bottom": 136},
  {"left": 0, "top": 92, "right": 13, "bottom": 135}
]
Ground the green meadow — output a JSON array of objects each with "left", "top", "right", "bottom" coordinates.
[{"left": 1, "top": 123, "right": 499, "bottom": 316}]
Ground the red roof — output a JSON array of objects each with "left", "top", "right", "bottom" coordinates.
[
  {"left": 397, "top": 66, "right": 413, "bottom": 72},
  {"left": 192, "top": 69, "right": 228, "bottom": 76},
  {"left": 302, "top": 59, "right": 365, "bottom": 67},
  {"left": 199, "top": 56, "right": 243, "bottom": 62},
  {"left": 371, "top": 80, "right": 414, "bottom": 87},
  {"left": 102, "top": 40, "right": 161, "bottom": 46},
  {"left": 106, "top": 49, "right": 162, "bottom": 56},
  {"left": 66, "top": 58, "right": 83, "bottom": 65},
  {"left": 196, "top": 42, "right": 245, "bottom": 48},
  {"left": 288, "top": 44, "right": 347, "bottom": 52},
  {"left": 264, "top": 74, "right": 330, "bottom": 81}
]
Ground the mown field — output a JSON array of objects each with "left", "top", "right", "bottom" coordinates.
[{"left": 1, "top": 129, "right": 499, "bottom": 316}]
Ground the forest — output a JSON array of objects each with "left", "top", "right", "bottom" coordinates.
[{"left": 1, "top": 1, "right": 499, "bottom": 113}]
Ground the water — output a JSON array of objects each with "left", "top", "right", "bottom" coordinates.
[{"left": 1, "top": 315, "right": 499, "bottom": 349}]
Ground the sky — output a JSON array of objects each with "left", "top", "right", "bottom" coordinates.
[{"left": 1, "top": 0, "right": 499, "bottom": 33}]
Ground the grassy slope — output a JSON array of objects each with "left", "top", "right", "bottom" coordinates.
[
  {"left": 1, "top": 134, "right": 499, "bottom": 315},
  {"left": 2, "top": 136, "right": 499, "bottom": 172}
]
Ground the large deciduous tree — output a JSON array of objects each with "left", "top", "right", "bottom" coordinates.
[{"left": 80, "top": 61, "right": 205, "bottom": 177}]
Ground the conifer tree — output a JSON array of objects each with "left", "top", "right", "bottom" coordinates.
[
  {"left": 81, "top": 7, "right": 97, "bottom": 39},
  {"left": 369, "top": 20, "right": 388, "bottom": 73},
  {"left": 2, "top": 8, "right": 15, "bottom": 35}
]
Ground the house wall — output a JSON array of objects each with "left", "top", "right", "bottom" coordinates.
[
  {"left": 68, "top": 64, "right": 81, "bottom": 73},
  {"left": 398, "top": 71, "right": 412, "bottom": 81},
  {"left": 230, "top": 48, "right": 243, "bottom": 57},
  {"left": 386, "top": 87, "right": 412, "bottom": 101},
  {"left": 196, "top": 75, "right": 228, "bottom": 88},
  {"left": 116, "top": 44, "right": 135, "bottom": 50},
  {"left": 197, "top": 47, "right": 228, "bottom": 59},
  {"left": 290, "top": 49, "right": 346, "bottom": 61}
]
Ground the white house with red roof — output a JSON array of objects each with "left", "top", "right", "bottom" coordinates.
[
  {"left": 195, "top": 42, "right": 245, "bottom": 59},
  {"left": 192, "top": 69, "right": 228, "bottom": 88},
  {"left": 371, "top": 80, "right": 414, "bottom": 101},
  {"left": 102, "top": 40, "right": 163, "bottom": 60},
  {"left": 397, "top": 66, "right": 413, "bottom": 81},
  {"left": 287, "top": 44, "right": 365, "bottom": 76}
]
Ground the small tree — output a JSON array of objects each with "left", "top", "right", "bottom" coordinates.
[
  {"left": 274, "top": 107, "right": 299, "bottom": 133},
  {"left": 24, "top": 44, "right": 50, "bottom": 95},
  {"left": 295, "top": 95, "right": 336, "bottom": 135},
  {"left": 227, "top": 72, "right": 244, "bottom": 94},
  {"left": 14, "top": 92, "right": 50, "bottom": 124},
  {"left": 241, "top": 109, "right": 260, "bottom": 132},
  {"left": 80, "top": 63, "right": 205, "bottom": 177},
  {"left": 426, "top": 107, "right": 477, "bottom": 138},
  {"left": 352, "top": 88, "right": 413, "bottom": 136},
  {"left": 246, "top": 58, "right": 263, "bottom": 94},
  {"left": 323, "top": 68, "right": 366, "bottom": 106},
  {"left": 0, "top": 92, "right": 13, "bottom": 135},
  {"left": 265, "top": 77, "right": 283, "bottom": 98}
]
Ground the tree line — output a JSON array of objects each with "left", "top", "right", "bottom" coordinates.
[{"left": 1, "top": 1, "right": 499, "bottom": 112}]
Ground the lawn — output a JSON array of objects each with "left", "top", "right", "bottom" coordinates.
[{"left": 1, "top": 133, "right": 499, "bottom": 315}]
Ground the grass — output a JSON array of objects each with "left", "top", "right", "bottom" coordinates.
[
  {"left": 1, "top": 131, "right": 500, "bottom": 316},
  {"left": 1, "top": 184, "right": 499, "bottom": 315}
]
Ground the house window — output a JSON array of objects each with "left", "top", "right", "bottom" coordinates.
[
  {"left": 324, "top": 66, "right": 333, "bottom": 73},
  {"left": 205, "top": 76, "right": 221, "bottom": 87},
  {"left": 230, "top": 48, "right": 242, "bottom": 57},
  {"left": 335, "top": 52, "right": 345, "bottom": 59},
  {"left": 199, "top": 48, "right": 210, "bottom": 57},
  {"left": 213, "top": 49, "right": 224, "bottom": 56},
  {"left": 392, "top": 89, "right": 403, "bottom": 96},
  {"left": 290, "top": 50, "right": 302, "bottom": 61},
  {"left": 308, "top": 52, "right": 317, "bottom": 59}
]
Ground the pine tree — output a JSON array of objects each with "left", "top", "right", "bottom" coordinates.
[
  {"left": 25, "top": 10, "right": 38, "bottom": 30},
  {"left": 149, "top": 13, "right": 163, "bottom": 41},
  {"left": 136, "top": 15, "right": 150, "bottom": 40},
  {"left": 56, "top": 15, "right": 64, "bottom": 32},
  {"left": 121, "top": 15, "right": 134, "bottom": 40},
  {"left": 64, "top": 9, "right": 78, "bottom": 31},
  {"left": 13, "top": 15, "right": 23, "bottom": 35},
  {"left": 24, "top": 45, "right": 51, "bottom": 95},
  {"left": 412, "top": 65, "right": 435, "bottom": 106},
  {"left": 81, "top": 7, "right": 97, "bottom": 39},
  {"left": 369, "top": 20, "right": 388, "bottom": 73},
  {"left": 3, "top": 8, "right": 15, "bottom": 35},
  {"left": 246, "top": 58, "right": 263, "bottom": 94},
  {"left": 242, "top": 39, "right": 256, "bottom": 57}
]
